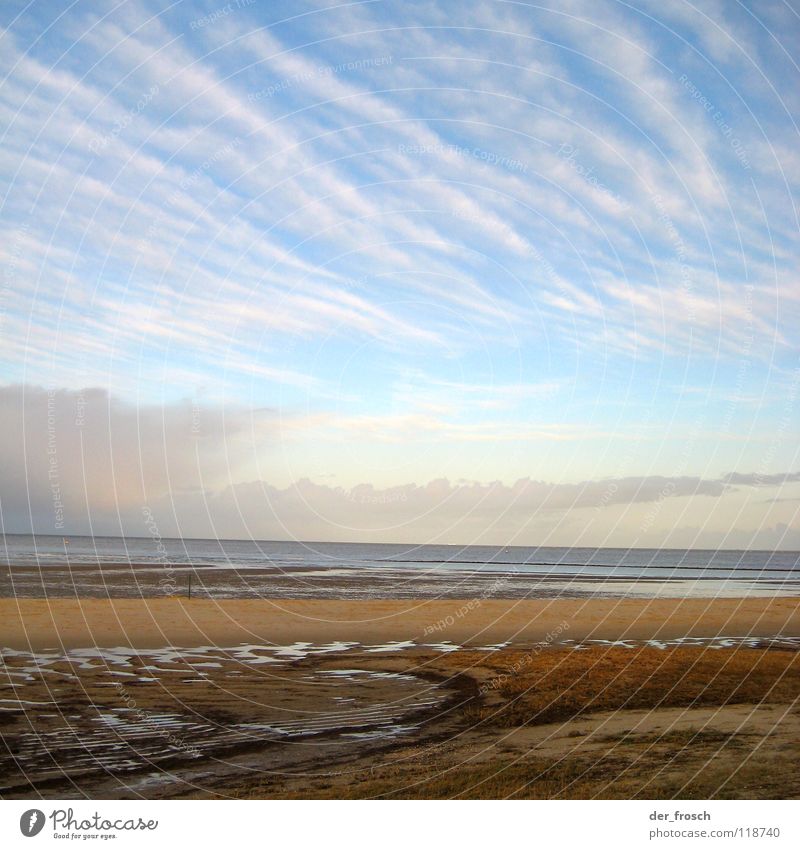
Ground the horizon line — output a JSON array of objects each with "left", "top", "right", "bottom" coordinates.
[{"left": 2, "top": 531, "right": 797, "bottom": 555}]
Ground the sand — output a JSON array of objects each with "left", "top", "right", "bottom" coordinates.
[
  {"left": 3, "top": 597, "right": 800, "bottom": 799},
  {"left": 2, "top": 595, "right": 798, "bottom": 649},
  {"left": 4, "top": 640, "right": 799, "bottom": 799}
]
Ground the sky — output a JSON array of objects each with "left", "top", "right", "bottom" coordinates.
[{"left": 0, "top": 0, "right": 798, "bottom": 547}]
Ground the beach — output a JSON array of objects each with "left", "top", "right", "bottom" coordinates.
[
  {"left": 2, "top": 594, "right": 800, "bottom": 799},
  {"left": 3, "top": 596, "right": 799, "bottom": 650}
]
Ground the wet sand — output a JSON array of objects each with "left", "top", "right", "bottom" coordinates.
[
  {"left": 3, "top": 596, "right": 799, "bottom": 799},
  {"left": 4, "top": 561, "right": 796, "bottom": 601},
  {"left": 3, "top": 641, "right": 799, "bottom": 799},
  {"left": 0, "top": 643, "right": 462, "bottom": 798},
  {"left": 2, "top": 596, "right": 798, "bottom": 651}
]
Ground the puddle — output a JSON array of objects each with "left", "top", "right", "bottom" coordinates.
[
  {"left": 0, "top": 646, "right": 452, "bottom": 794},
  {"left": 364, "top": 640, "right": 417, "bottom": 653},
  {"left": 422, "top": 642, "right": 461, "bottom": 652}
]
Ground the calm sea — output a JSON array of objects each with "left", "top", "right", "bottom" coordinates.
[{"left": 1, "top": 534, "right": 798, "bottom": 599}]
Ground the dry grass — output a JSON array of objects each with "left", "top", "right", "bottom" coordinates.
[
  {"left": 242, "top": 647, "right": 800, "bottom": 799},
  {"left": 464, "top": 646, "right": 800, "bottom": 727},
  {"left": 279, "top": 745, "right": 798, "bottom": 799}
]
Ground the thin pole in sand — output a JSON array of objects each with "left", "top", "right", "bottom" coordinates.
[{"left": 188, "top": 573, "right": 192, "bottom": 599}]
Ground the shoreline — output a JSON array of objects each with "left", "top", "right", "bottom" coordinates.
[
  {"left": 3, "top": 562, "right": 797, "bottom": 605},
  {"left": 5, "top": 561, "right": 799, "bottom": 580},
  {"left": 2, "top": 596, "right": 798, "bottom": 650}
]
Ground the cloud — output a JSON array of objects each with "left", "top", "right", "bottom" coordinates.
[
  {"left": 1, "top": 0, "right": 798, "bottom": 547},
  {"left": 722, "top": 471, "right": 800, "bottom": 487},
  {"left": 1, "top": 385, "right": 796, "bottom": 547},
  {"left": 0, "top": 384, "right": 274, "bottom": 534},
  {"left": 2, "top": 0, "right": 797, "bottom": 409}
]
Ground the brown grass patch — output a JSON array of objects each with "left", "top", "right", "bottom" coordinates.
[
  {"left": 236, "top": 646, "right": 800, "bottom": 799},
  {"left": 465, "top": 646, "right": 800, "bottom": 726}
]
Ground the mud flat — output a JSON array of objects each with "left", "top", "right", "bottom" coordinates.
[{"left": 2, "top": 642, "right": 799, "bottom": 799}]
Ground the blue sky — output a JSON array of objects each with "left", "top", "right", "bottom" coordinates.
[{"left": 1, "top": 0, "right": 798, "bottom": 545}]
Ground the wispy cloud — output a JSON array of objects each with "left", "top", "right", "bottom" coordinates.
[{"left": 1, "top": 1, "right": 798, "bottom": 543}]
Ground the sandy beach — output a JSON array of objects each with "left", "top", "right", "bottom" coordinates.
[
  {"left": 2, "top": 596, "right": 798, "bottom": 650},
  {"left": 3, "top": 596, "right": 799, "bottom": 799}
]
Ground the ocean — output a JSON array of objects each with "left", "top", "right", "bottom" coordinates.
[{"left": 1, "top": 534, "right": 798, "bottom": 600}]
